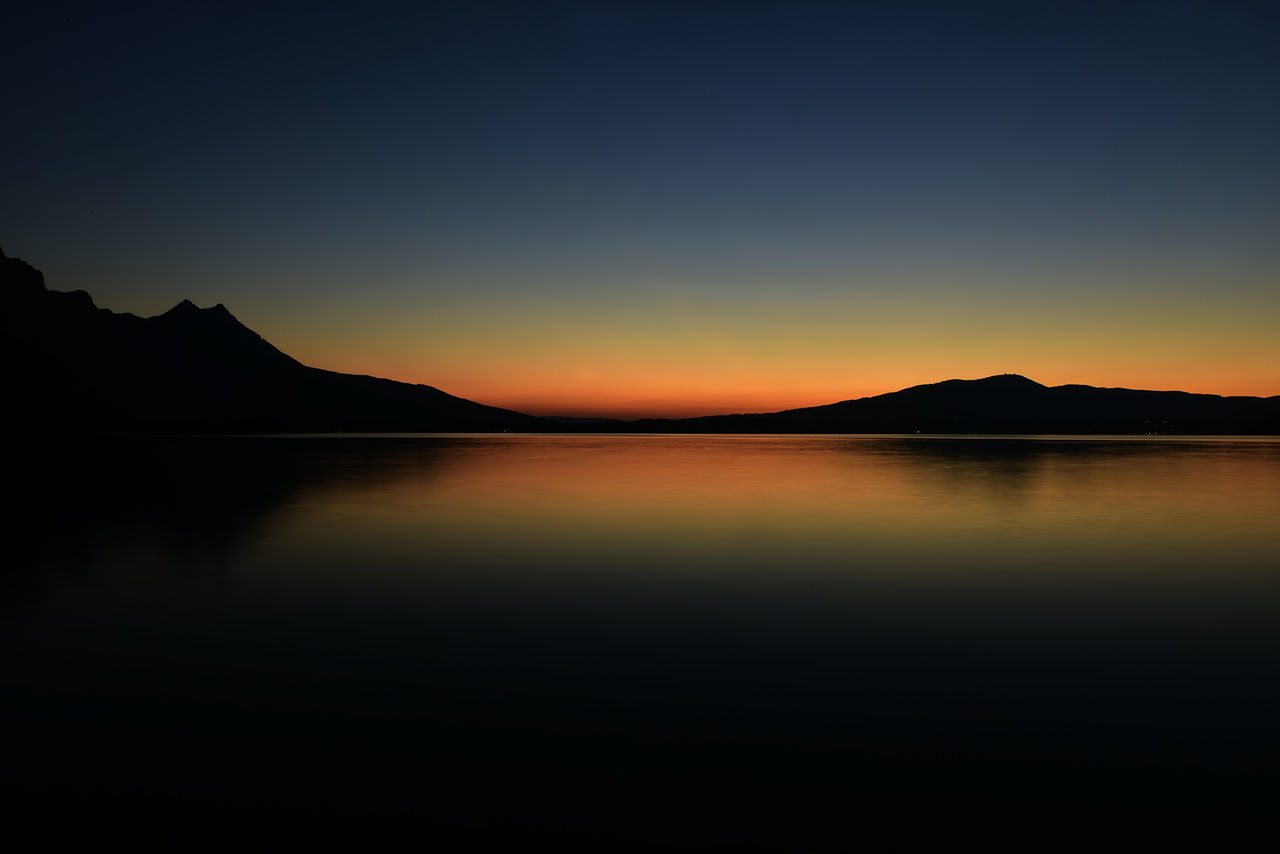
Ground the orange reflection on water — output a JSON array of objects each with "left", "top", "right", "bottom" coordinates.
[{"left": 259, "top": 436, "right": 1280, "bottom": 586}]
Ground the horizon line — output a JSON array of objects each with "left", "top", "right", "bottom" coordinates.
[{"left": 8, "top": 256, "right": 1279, "bottom": 421}]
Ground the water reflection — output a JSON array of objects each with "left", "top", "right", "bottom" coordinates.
[
  {"left": 234, "top": 435, "right": 1280, "bottom": 587},
  {"left": 5, "top": 436, "right": 1280, "bottom": 844},
  {"left": 13, "top": 435, "right": 1277, "bottom": 587}
]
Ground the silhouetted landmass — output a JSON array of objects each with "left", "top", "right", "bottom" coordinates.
[
  {"left": 4, "top": 245, "right": 1277, "bottom": 433},
  {"left": 2, "top": 246, "right": 541, "bottom": 432},
  {"left": 631, "top": 373, "right": 1280, "bottom": 434}
]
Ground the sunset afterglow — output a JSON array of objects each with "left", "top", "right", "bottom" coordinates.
[{"left": 4, "top": 2, "right": 1278, "bottom": 418}]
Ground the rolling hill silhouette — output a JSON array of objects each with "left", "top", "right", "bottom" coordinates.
[
  {"left": 4, "top": 245, "right": 1277, "bottom": 434},
  {"left": 637, "top": 373, "right": 1280, "bottom": 433}
]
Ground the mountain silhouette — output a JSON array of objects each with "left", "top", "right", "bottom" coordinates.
[
  {"left": 2, "top": 246, "right": 541, "bottom": 432},
  {"left": 630, "top": 373, "right": 1280, "bottom": 434},
  {"left": 4, "top": 245, "right": 1277, "bottom": 434}
]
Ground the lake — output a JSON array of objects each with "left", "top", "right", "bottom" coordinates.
[{"left": 6, "top": 435, "right": 1280, "bottom": 845}]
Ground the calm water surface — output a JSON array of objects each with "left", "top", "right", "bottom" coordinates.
[{"left": 7, "top": 435, "right": 1280, "bottom": 844}]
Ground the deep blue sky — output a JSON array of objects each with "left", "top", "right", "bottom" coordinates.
[{"left": 4, "top": 1, "right": 1278, "bottom": 415}]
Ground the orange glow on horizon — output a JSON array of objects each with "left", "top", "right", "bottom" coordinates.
[
  {"left": 483, "top": 373, "right": 1279, "bottom": 420},
  {"left": 291, "top": 355, "right": 1279, "bottom": 420},
  {"left": 257, "top": 281, "right": 1280, "bottom": 420}
]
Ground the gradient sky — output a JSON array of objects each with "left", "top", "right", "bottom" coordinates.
[{"left": 4, "top": 0, "right": 1278, "bottom": 417}]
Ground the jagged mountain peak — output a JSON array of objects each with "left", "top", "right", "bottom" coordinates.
[
  {"left": 2, "top": 245, "right": 543, "bottom": 432},
  {"left": 0, "top": 247, "right": 49, "bottom": 299},
  {"left": 162, "top": 298, "right": 233, "bottom": 318},
  {"left": 156, "top": 298, "right": 250, "bottom": 335}
]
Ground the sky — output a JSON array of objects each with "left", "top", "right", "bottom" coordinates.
[{"left": 3, "top": 0, "right": 1278, "bottom": 418}]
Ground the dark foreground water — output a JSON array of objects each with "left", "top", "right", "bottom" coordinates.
[{"left": 6, "top": 435, "right": 1280, "bottom": 846}]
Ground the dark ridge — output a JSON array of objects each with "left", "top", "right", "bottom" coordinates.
[
  {"left": 2, "top": 248, "right": 542, "bottom": 434},
  {"left": 629, "top": 372, "right": 1278, "bottom": 434}
]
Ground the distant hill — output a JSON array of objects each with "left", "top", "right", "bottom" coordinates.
[
  {"left": 4, "top": 245, "right": 1277, "bottom": 434},
  {"left": 1, "top": 246, "right": 541, "bottom": 432},
  {"left": 626, "top": 373, "right": 1280, "bottom": 434}
]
